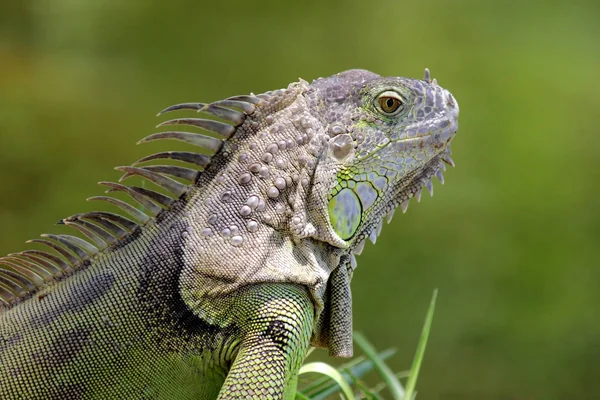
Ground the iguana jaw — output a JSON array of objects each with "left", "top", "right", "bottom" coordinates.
[{"left": 349, "top": 148, "right": 456, "bottom": 261}]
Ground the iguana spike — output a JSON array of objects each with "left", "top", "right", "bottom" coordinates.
[
  {"left": 401, "top": 199, "right": 410, "bottom": 214},
  {"left": 369, "top": 230, "right": 377, "bottom": 244},
  {"left": 11, "top": 253, "right": 62, "bottom": 277},
  {"left": 424, "top": 68, "right": 431, "bottom": 82},
  {"left": 0, "top": 275, "right": 30, "bottom": 297},
  {"left": 156, "top": 118, "right": 235, "bottom": 139},
  {"left": 435, "top": 169, "right": 445, "bottom": 184},
  {"left": 157, "top": 102, "right": 204, "bottom": 116},
  {"left": 5, "top": 256, "right": 57, "bottom": 281},
  {"left": 0, "top": 258, "right": 49, "bottom": 284},
  {"left": 122, "top": 165, "right": 199, "bottom": 183},
  {"left": 442, "top": 154, "right": 455, "bottom": 167},
  {"left": 375, "top": 219, "right": 383, "bottom": 237},
  {"left": 414, "top": 188, "right": 422, "bottom": 203},
  {"left": 212, "top": 99, "right": 257, "bottom": 114},
  {"left": 79, "top": 211, "right": 138, "bottom": 232},
  {"left": 133, "top": 151, "right": 211, "bottom": 168},
  {"left": 0, "top": 269, "right": 36, "bottom": 291},
  {"left": 0, "top": 267, "right": 42, "bottom": 290},
  {"left": 130, "top": 187, "right": 174, "bottom": 208},
  {"left": 0, "top": 284, "right": 18, "bottom": 306},
  {"left": 199, "top": 104, "right": 245, "bottom": 125},
  {"left": 63, "top": 219, "right": 115, "bottom": 248},
  {"left": 86, "top": 196, "right": 151, "bottom": 224},
  {"left": 137, "top": 131, "right": 223, "bottom": 153},
  {"left": 350, "top": 254, "right": 358, "bottom": 270},
  {"left": 79, "top": 214, "right": 128, "bottom": 238},
  {"left": 0, "top": 261, "right": 39, "bottom": 285},
  {"left": 386, "top": 209, "right": 395, "bottom": 224},
  {"left": 115, "top": 166, "right": 188, "bottom": 198},
  {"left": 20, "top": 250, "right": 69, "bottom": 272},
  {"left": 26, "top": 239, "right": 79, "bottom": 266},
  {"left": 226, "top": 94, "right": 262, "bottom": 104},
  {"left": 426, "top": 179, "right": 434, "bottom": 196},
  {"left": 157, "top": 98, "right": 258, "bottom": 117},
  {"left": 41, "top": 234, "right": 96, "bottom": 259},
  {"left": 99, "top": 182, "right": 162, "bottom": 216},
  {"left": 353, "top": 238, "right": 366, "bottom": 255}
]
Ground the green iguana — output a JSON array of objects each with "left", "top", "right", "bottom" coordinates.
[{"left": 0, "top": 69, "right": 459, "bottom": 399}]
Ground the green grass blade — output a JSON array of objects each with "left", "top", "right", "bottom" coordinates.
[
  {"left": 352, "top": 378, "right": 385, "bottom": 400},
  {"left": 302, "top": 348, "right": 397, "bottom": 400},
  {"left": 295, "top": 392, "right": 311, "bottom": 400},
  {"left": 353, "top": 332, "right": 405, "bottom": 399},
  {"left": 403, "top": 288, "right": 438, "bottom": 400},
  {"left": 299, "top": 362, "right": 356, "bottom": 400}
]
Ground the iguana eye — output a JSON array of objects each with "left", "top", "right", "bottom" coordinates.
[{"left": 376, "top": 91, "right": 404, "bottom": 115}]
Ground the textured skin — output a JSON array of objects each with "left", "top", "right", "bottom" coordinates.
[{"left": 0, "top": 69, "right": 459, "bottom": 399}]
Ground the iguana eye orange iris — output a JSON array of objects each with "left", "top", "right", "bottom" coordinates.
[{"left": 377, "top": 93, "right": 403, "bottom": 114}]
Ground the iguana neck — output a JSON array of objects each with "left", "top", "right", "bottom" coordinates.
[{"left": 174, "top": 81, "right": 343, "bottom": 327}]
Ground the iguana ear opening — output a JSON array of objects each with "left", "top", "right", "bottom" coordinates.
[{"left": 329, "top": 133, "right": 354, "bottom": 162}]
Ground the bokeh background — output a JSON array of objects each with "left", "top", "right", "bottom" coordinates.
[{"left": 1, "top": 1, "right": 599, "bottom": 398}]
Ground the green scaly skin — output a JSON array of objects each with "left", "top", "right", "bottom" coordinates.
[{"left": 0, "top": 69, "right": 458, "bottom": 399}]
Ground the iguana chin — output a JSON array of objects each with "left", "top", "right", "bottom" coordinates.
[{"left": 0, "top": 69, "right": 458, "bottom": 399}]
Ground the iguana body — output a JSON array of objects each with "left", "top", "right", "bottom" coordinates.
[{"left": 0, "top": 69, "right": 459, "bottom": 399}]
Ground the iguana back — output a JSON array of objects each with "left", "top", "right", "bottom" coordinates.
[{"left": 0, "top": 69, "right": 459, "bottom": 399}]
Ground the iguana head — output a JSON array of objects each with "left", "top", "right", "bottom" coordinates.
[{"left": 307, "top": 69, "right": 459, "bottom": 256}]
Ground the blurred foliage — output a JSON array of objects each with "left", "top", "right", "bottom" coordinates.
[{"left": 1, "top": 1, "right": 599, "bottom": 398}]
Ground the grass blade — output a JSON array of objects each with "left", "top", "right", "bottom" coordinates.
[
  {"left": 299, "top": 362, "right": 356, "bottom": 400},
  {"left": 302, "top": 348, "right": 397, "bottom": 400},
  {"left": 353, "top": 332, "right": 405, "bottom": 399},
  {"left": 403, "top": 288, "right": 438, "bottom": 400}
]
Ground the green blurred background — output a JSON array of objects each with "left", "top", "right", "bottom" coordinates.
[{"left": 1, "top": 1, "right": 599, "bottom": 398}]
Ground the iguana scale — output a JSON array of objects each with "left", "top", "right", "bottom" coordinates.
[{"left": 0, "top": 69, "right": 459, "bottom": 399}]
